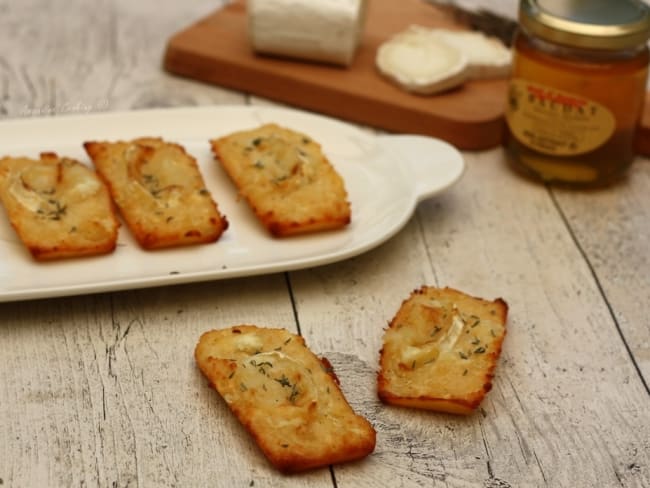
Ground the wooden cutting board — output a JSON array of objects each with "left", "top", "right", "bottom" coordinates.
[{"left": 164, "top": 0, "right": 650, "bottom": 154}]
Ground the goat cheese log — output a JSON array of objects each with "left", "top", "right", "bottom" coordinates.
[
  {"left": 195, "top": 325, "right": 376, "bottom": 473},
  {"left": 248, "top": 0, "right": 368, "bottom": 66}
]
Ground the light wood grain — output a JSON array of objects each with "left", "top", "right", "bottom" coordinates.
[
  {"left": 0, "top": 0, "right": 241, "bottom": 120},
  {"left": 552, "top": 161, "right": 650, "bottom": 381},
  {"left": 0, "top": 0, "right": 649, "bottom": 487},
  {"left": 287, "top": 149, "right": 650, "bottom": 487}
]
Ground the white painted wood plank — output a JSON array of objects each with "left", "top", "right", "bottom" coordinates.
[
  {"left": 0, "top": 0, "right": 328, "bottom": 485},
  {"left": 0, "top": 278, "right": 336, "bottom": 487},
  {"left": 288, "top": 149, "right": 650, "bottom": 487},
  {"left": 551, "top": 159, "right": 650, "bottom": 382},
  {"left": 1, "top": 0, "right": 649, "bottom": 487},
  {"left": 0, "top": 0, "right": 241, "bottom": 120}
]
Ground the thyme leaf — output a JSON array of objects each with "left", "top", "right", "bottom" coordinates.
[{"left": 275, "top": 374, "right": 291, "bottom": 388}]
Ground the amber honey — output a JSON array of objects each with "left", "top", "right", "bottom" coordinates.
[{"left": 505, "top": 0, "right": 650, "bottom": 187}]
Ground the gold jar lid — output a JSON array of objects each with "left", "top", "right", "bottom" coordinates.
[{"left": 519, "top": 0, "right": 650, "bottom": 50}]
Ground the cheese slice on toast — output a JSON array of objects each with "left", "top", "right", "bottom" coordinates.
[
  {"left": 84, "top": 137, "right": 227, "bottom": 249},
  {"left": 0, "top": 152, "right": 119, "bottom": 260},
  {"left": 210, "top": 124, "right": 350, "bottom": 237},
  {"left": 378, "top": 286, "right": 507, "bottom": 415},
  {"left": 195, "top": 325, "right": 376, "bottom": 472}
]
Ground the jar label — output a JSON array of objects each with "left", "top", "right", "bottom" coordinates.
[{"left": 505, "top": 79, "right": 616, "bottom": 156}]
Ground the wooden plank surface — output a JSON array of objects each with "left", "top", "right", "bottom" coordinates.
[
  {"left": 284, "top": 144, "right": 650, "bottom": 487},
  {"left": 1, "top": 1, "right": 649, "bottom": 487}
]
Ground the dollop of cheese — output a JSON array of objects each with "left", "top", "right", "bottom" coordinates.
[
  {"left": 233, "top": 333, "right": 264, "bottom": 353},
  {"left": 8, "top": 174, "right": 43, "bottom": 212}
]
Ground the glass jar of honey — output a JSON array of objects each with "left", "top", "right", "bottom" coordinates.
[{"left": 505, "top": 0, "right": 650, "bottom": 186}]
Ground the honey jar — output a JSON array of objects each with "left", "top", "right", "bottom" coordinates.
[{"left": 505, "top": 0, "right": 650, "bottom": 186}]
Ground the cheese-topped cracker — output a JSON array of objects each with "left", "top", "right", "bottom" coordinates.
[
  {"left": 0, "top": 152, "right": 119, "bottom": 260},
  {"left": 195, "top": 325, "right": 376, "bottom": 472},
  {"left": 210, "top": 124, "right": 350, "bottom": 237},
  {"left": 84, "top": 137, "right": 228, "bottom": 249},
  {"left": 378, "top": 286, "right": 508, "bottom": 415}
]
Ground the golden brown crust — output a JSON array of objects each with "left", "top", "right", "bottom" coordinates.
[
  {"left": 84, "top": 137, "right": 228, "bottom": 249},
  {"left": 0, "top": 152, "right": 120, "bottom": 260},
  {"left": 377, "top": 286, "right": 508, "bottom": 415},
  {"left": 195, "top": 325, "right": 375, "bottom": 473},
  {"left": 210, "top": 124, "right": 350, "bottom": 237}
]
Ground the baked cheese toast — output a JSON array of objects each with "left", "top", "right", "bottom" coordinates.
[
  {"left": 378, "top": 286, "right": 507, "bottom": 415},
  {"left": 84, "top": 137, "right": 228, "bottom": 249},
  {"left": 0, "top": 152, "right": 119, "bottom": 260},
  {"left": 195, "top": 325, "right": 376, "bottom": 472},
  {"left": 210, "top": 124, "right": 351, "bottom": 237}
]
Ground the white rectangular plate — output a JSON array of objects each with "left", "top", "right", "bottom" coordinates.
[{"left": 0, "top": 105, "right": 464, "bottom": 302}]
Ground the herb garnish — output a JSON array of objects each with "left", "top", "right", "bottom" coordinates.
[
  {"left": 43, "top": 199, "right": 66, "bottom": 220},
  {"left": 274, "top": 374, "right": 300, "bottom": 403},
  {"left": 250, "top": 360, "right": 273, "bottom": 375},
  {"left": 288, "top": 384, "right": 300, "bottom": 403},
  {"left": 275, "top": 374, "right": 291, "bottom": 388}
]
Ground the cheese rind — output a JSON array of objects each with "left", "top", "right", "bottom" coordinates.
[
  {"left": 195, "top": 325, "right": 376, "bottom": 473},
  {"left": 430, "top": 29, "right": 512, "bottom": 79},
  {"left": 248, "top": 0, "right": 368, "bottom": 66},
  {"left": 376, "top": 25, "right": 512, "bottom": 95}
]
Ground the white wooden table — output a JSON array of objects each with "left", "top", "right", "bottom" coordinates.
[{"left": 1, "top": 1, "right": 649, "bottom": 487}]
